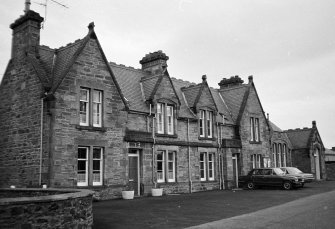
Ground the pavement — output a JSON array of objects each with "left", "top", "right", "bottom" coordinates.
[{"left": 92, "top": 181, "right": 335, "bottom": 229}]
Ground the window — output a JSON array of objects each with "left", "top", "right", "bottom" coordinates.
[
  {"left": 273, "top": 143, "right": 277, "bottom": 167},
  {"left": 250, "top": 117, "right": 260, "bottom": 142},
  {"left": 283, "top": 144, "right": 287, "bottom": 167},
  {"left": 77, "top": 146, "right": 103, "bottom": 186},
  {"left": 93, "top": 147, "right": 103, "bottom": 186},
  {"left": 93, "top": 90, "right": 102, "bottom": 127},
  {"left": 156, "top": 151, "right": 165, "bottom": 182},
  {"left": 167, "top": 105, "right": 174, "bottom": 135},
  {"left": 80, "top": 89, "right": 89, "bottom": 126},
  {"left": 156, "top": 151, "right": 176, "bottom": 183},
  {"left": 251, "top": 154, "right": 262, "bottom": 169},
  {"left": 157, "top": 103, "right": 164, "bottom": 134},
  {"left": 199, "top": 110, "right": 213, "bottom": 138},
  {"left": 278, "top": 143, "right": 282, "bottom": 167},
  {"left": 156, "top": 103, "right": 174, "bottom": 135},
  {"left": 200, "top": 152, "right": 215, "bottom": 181},
  {"left": 77, "top": 147, "right": 88, "bottom": 186},
  {"left": 80, "top": 87, "right": 103, "bottom": 127}
]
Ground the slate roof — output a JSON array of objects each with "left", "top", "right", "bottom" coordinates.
[
  {"left": 110, "top": 63, "right": 149, "bottom": 113},
  {"left": 219, "top": 85, "right": 248, "bottom": 122},
  {"left": 284, "top": 128, "right": 313, "bottom": 149},
  {"left": 269, "top": 120, "right": 282, "bottom": 132}
]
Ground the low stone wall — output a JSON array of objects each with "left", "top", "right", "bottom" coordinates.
[{"left": 0, "top": 188, "right": 94, "bottom": 229}]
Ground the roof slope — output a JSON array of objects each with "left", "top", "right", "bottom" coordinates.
[
  {"left": 219, "top": 85, "right": 248, "bottom": 122},
  {"left": 211, "top": 88, "right": 234, "bottom": 124},
  {"left": 285, "top": 128, "right": 313, "bottom": 149},
  {"left": 269, "top": 120, "right": 282, "bottom": 132}
]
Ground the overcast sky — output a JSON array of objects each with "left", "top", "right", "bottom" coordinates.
[{"left": 1, "top": 0, "right": 334, "bottom": 148}]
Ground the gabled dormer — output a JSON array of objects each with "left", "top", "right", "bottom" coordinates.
[
  {"left": 139, "top": 51, "right": 181, "bottom": 136},
  {"left": 182, "top": 75, "right": 218, "bottom": 139}
]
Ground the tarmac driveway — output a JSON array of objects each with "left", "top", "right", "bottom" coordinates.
[{"left": 92, "top": 181, "right": 335, "bottom": 229}]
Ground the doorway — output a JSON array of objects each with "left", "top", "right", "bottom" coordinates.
[
  {"left": 232, "top": 153, "right": 240, "bottom": 188},
  {"left": 128, "top": 149, "right": 141, "bottom": 195},
  {"left": 314, "top": 148, "right": 321, "bottom": 180}
]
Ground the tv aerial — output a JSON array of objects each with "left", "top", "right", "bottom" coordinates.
[{"left": 29, "top": 0, "right": 69, "bottom": 28}]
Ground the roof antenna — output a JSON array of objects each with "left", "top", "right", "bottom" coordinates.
[{"left": 32, "top": 0, "right": 69, "bottom": 28}]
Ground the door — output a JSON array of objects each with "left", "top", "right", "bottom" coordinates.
[
  {"left": 315, "top": 149, "right": 321, "bottom": 180},
  {"left": 128, "top": 149, "right": 140, "bottom": 195},
  {"left": 232, "top": 154, "right": 240, "bottom": 188}
]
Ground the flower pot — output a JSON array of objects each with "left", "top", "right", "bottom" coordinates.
[
  {"left": 122, "top": 190, "right": 134, "bottom": 199},
  {"left": 151, "top": 188, "right": 163, "bottom": 197}
]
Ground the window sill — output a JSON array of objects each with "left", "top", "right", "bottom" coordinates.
[
  {"left": 249, "top": 141, "right": 262, "bottom": 144},
  {"left": 198, "top": 137, "right": 216, "bottom": 141},
  {"left": 75, "top": 125, "right": 106, "bottom": 132},
  {"left": 156, "top": 133, "right": 178, "bottom": 138}
]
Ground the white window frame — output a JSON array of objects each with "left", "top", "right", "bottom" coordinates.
[
  {"left": 278, "top": 143, "right": 282, "bottom": 167},
  {"left": 156, "top": 151, "right": 165, "bottom": 183},
  {"left": 251, "top": 154, "right": 256, "bottom": 169},
  {"left": 199, "top": 110, "right": 205, "bottom": 137},
  {"left": 167, "top": 151, "right": 176, "bottom": 182},
  {"left": 250, "top": 117, "right": 254, "bottom": 141},
  {"left": 256, "top": 154, "right": 261, "bottom": 168},
  {"left": 92, "top": 147, "right": 103, "bottom": 186},
  {"left": 207, "top": 111, "right": 213, "bottom": 138},
  {"left": 273, "top": 143, "right": 277, "bottom": 167},
  {"left": 208, "top": 153, "right": 214, "bottom": 181},
  {"left": 93, "top": 90, "right": 102, "bottom": 127},
  {"left": 77, "top": 147, "right": 88, "bottom": 186},
  {"left": 167, "top": 105, "right": 174, "bottom": 135},
  {"left": 80, "top": 88, "right": 89, "bottom": 126},
  {"left": 283, "top": 144, "right": 287, "bottom": 167},
  {"left": 157, "top": 103, "right": 164, "bottom": 134},
  {"left": 255, "top": 118, "right": 259, "bottom": 142},
  {"left": 200, "top": 152, "right": 206, "bottom": 181}
]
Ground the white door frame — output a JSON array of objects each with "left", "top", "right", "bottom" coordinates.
[{"left": 128, "top": 149, "right": 140, "bottom": 195}]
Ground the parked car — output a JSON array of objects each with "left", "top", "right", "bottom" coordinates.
[
  {"left": 280, "top": 167, "right": 314, "bottom": 187},
  {"left": 238, "top": 168, "right": 304, "bottom": 190}
]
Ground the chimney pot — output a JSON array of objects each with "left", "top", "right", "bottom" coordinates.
[
  {"left": 202, "top": 75, "right": 207, "bottom": 82},
  {"left": 312, "top": 120, "right": 316, "bottom": 128}
]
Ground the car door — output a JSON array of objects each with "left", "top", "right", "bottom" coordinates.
[
  {"left": 253, "top": 169, "right": 265, "bottom": 185},
  {"left": 261, "top": 169, "right": 274, "bottom": 185}
]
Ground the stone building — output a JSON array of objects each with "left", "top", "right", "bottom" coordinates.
[
  {"left": 284, "top": 121, "right": 326, "bottom": 180},
  {"left": 0, "top": 8, "right": 324, "bottom": 199}
]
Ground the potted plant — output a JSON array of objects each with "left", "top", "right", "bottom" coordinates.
[
  {"left": 151, "top": 182, "right": 163, "bottom": 197},
  {"left": 121, "top": 183, "right": 134, "bottom": 200}
]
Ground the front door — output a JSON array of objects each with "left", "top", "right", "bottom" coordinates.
[
  {"left": 232, "top": 154, "right": 240, "bottom": 188},
  {"left": 128, "top": 149, "right": 140, "bottom": 195}
]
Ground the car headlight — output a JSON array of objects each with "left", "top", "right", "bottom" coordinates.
[{"left": 294, "top": 177, "right": 298, "bottom": 182}]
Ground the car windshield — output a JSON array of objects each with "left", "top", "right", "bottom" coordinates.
[
  {"left": 273, "top": 168, "right": 285, "bottom": 175},
  {"left": 285, "top": 167, "right": 303, "bottom": 174}
]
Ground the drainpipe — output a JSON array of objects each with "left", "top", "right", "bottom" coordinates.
[
  {"left": 217, "top": 122, "right": 221, "bottom": 190},
  {"left": 152, "top": 113, "right": 156, "bottom": 186},
  {"left": 187, "top": 119, "right": 192, "bottom": 193},
  {"left": 39, "top": 93, "right": 47, "bottom": 186}
]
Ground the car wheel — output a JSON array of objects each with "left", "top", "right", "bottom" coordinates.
[
  {"left": 246, "top": 181, "right": 255, "bottom": 190},
  {"left": 283, "top": 181, "right": 292, "bottom": 190}
]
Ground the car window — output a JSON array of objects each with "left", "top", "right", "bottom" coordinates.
[
  {"left": 263, "top": 169, "right": 272, "bottom": 175},
  {"left": 273, "top": 168, "right": 285, "bottom": 175}
]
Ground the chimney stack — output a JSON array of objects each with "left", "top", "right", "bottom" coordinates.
[
  {"left": 139, "top": 50, "right": 169, "bottom": 74},
  {"left": 10, "top": 5, "right": 44, "bottom": 60},
  {"left": 218, "top": 75, "right": 244, "bottom": 89}
]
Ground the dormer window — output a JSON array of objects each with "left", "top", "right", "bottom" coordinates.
[
  {"left": 199, "top": 110, "right": 213, "bottom": 138},
  {"left": 156, "top": 102, "right": 174, "bottom": 135}
]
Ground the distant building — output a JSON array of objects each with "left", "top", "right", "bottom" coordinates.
[
  {"left": 325, "top": 147, "right": 335, "bottom": 180},
  {"left": 0, "top": 8, "right": 326, "bottom": 199},
  {"left": 284, "top": 121, "right": 326, "bottom": 180}
]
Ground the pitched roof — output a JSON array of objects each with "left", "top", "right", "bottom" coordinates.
[
  {"left": 269, "top": 120, "right": 282, "bottom": 132},
  {"left": 284, "top": 128, "right": 313, "bottom": 149},
  {"left": 110, "top": 63, "right": 149, "bottom": 113},
  {"left": 219, "top": 85, "right": 248, "bottom": 122},
  {"left": 210, "top": 88, "right": 234, "bottom": 124}
]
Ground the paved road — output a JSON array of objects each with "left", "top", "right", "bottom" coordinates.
[{"left": 187, "top": 190, "right": 335, "bottom": 229}]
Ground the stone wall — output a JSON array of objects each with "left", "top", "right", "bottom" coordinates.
[
  {"left": 0, "top": 60, "right": 46, "bottom": 188},
  {"left": 0, "top": 188, "right": 94, "bottom": 229}
]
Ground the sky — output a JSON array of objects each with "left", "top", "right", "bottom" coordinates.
[{"left": 0, "top": 0, "right": 334, "bottom": 148}]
